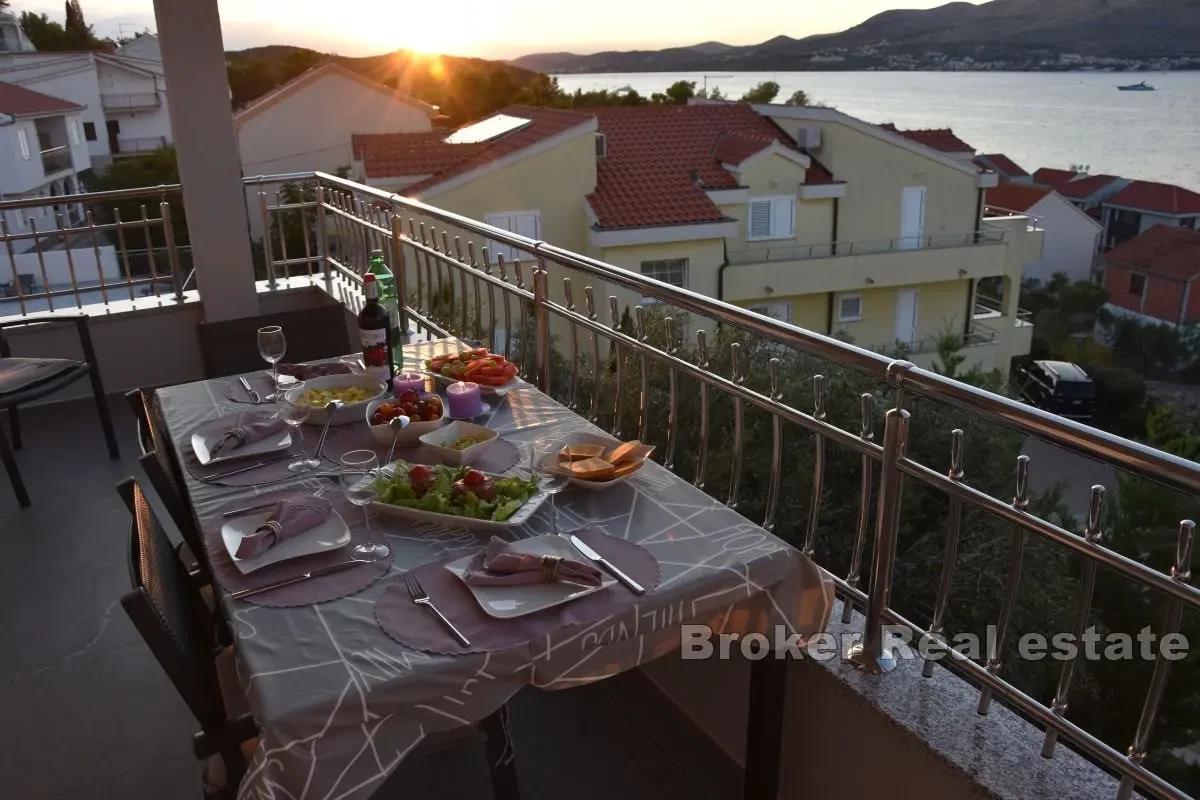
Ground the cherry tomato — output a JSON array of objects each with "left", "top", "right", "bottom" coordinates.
[{"left": 464, "top": 469, "right": 487, "bottom": 486}]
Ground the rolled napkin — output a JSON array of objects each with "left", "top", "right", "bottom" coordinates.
[
  {"left": 277, "top": 362, "right": 352, "bottom": 380},
  {"left": 234, "top": 496, "right": 334, "bottom": 559},
  {"left": 209, "top": 413, "right": 286, "bottom": 457},
  {"left": 462, "top": 537, "right": 602, "bottom": 587}
]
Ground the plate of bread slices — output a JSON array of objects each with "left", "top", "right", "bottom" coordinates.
[{"left": 553, "top": 433, "right": 654, "bottom": 491}]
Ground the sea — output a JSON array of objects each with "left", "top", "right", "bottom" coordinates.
[{"left": 553, "top": 71, "right": 1200, "bottom": 192}]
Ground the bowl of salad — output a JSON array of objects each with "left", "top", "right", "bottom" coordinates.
[
  {"left": 418, "top": 420, "right": 498, "bottom": 466},
  {"left": 371, "top": 462, "right": 543, "bottom": 530},
  {"left": 285, "top": 374, "right": 388, "bottom": 426}
]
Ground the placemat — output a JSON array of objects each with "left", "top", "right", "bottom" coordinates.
[
  {"left": 181, "top": 412, "right": 331, "bottom": 487},
  {"left": 374, "top": 528, "right": 661, "bottom": 654},
  {"left": 204, "top": 490, "right": 391, "bottom": 607}
]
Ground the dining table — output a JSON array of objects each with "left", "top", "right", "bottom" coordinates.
[{"left": 153, "top": 337, "right": 835, "bottom": 800}]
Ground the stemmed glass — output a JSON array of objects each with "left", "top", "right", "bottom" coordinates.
[
  {"left": 340, "top": 449, "right": 380, "bottom": 534},
  {"left": 532, "top": 436, "right": 571, "bottom": 536},
  {"left": 279, "top": 383, "right": 320, "bottom": 473},
  {"left": 257, "top": 325, "right": 287, "bottom": 400}
]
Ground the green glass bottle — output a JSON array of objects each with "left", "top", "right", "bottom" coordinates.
[{"left": 367, "top": 248, "right": 401, "bottom": 346}]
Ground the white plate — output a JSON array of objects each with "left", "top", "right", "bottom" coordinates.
[
  {"left": 220, "top": 507, "right": 351, "bottom": 574},
  {"left": 424, "top": 371, "right": 529, "bottom": 397},
  {"left": 369, "top": 464, "right": 548, "bottom": 531},
  {"left": 418, "top": 420, "right": 498, "bottom": 467},
  {"left": 285, "top": 374, "right": 389, "bottom": 426},
  {"left": 444, "top": 535, "right": 615, "bottom": 618},
  {"left": 191, "top": 419, "right": 292, "bottom": 466},
  {"left": 558, "top": 432, "right": 650, "bottom": 491}
]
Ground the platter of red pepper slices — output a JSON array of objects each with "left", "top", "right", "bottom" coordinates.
[{"left": 424, "top": 348, "right": 520, "bottom": 388}]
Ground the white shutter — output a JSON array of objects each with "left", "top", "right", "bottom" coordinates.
[
  {"left": 17, "top": 129, "right": 30, "bottom": 159},
  {"left": 748, "top": 200, "right": 772, "bottom": 239},
  {"left": 514, "top": 212, "right": 540, "bottom": 258},
  {"left": 838, "top": 295, "right": 862, "bottom": 322},
  {"left": 483, "top": 213, "right": 513, "bottom": 262},
  {"left": 771, "top": 197, "right": 795, "bottom": 238},
  {"left": 69, "top": 120, "right": 80, "bottom": 145}
]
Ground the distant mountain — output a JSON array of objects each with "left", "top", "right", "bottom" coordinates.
[{"left": 511, "top": 0, "right": 1200, "bottom": 73}]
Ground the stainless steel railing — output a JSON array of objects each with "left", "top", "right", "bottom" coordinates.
[
  {"left": 101, "top": 92, "right": 162, "bottom": 112},
  {"left": 247, "top": 171, "right": 1200, "bottom": 800},
  {"left": 727, "top": 228, "right": 1009, "bottom": 265},
  {"left": 113, "top": 136, "right": 168, "bottom": 156}
]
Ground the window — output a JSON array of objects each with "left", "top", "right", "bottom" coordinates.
[
  {"left": 595, "top": 133, "right": 606, "bottom": 158},
  {"left": 837, "top": 293, "right": 863, "bottom": 322},
  {"left": 69, "top": 119, "right": 80, "bottom": 146},
  {"left": 747, "top": 196, "right": 796, "bottom": 241},
  {"left": 639, "top": 258, "right": 688, "bottom": 303},
  {"left": 482, "top": 211, "right": 540, "bottom": 262},
  {"left": 749, "top": 302, "right": 793, "bottom": 323},
  {"left": 83, "top": 121, "right": 96, "bottom": 141},
  {"left": 16, "top": 128, "right": 30, "bottom": 159},
  {"left": 1129, "top": 272, "right": 1146, "bottom": 297}
]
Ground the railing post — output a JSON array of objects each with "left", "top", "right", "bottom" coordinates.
[
  {"left": 534, "top": 267, "right": 551, "bottom": 394},
  {"left": 315, "top": 185, "right": 331, "bottom": 292},
  {"left": 258, "top": 180, "right": 276, "bottom": 291},
  {"left": 846, "top": 407, "right": 910, "bottom": 674},
  {"left": 160, "top": 198, "right": 183, "bottom": 302},
  {"left": 390, "top": 209, "right": 408, "bottom": 338}
]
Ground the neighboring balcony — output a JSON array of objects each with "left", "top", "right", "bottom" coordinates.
[
  {"left": 39, "top": 145, "right": 72, "bottom": 177},
  {"left": 101, "top": 92, "right": 162, "bottom": 112},
  {"left": 111, "top": 136, "right": 168, "bottom": 157}
]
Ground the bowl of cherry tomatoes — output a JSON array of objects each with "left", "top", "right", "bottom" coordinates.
[{"left": 365, "top": 389, "right": 446, "bottom": 446}]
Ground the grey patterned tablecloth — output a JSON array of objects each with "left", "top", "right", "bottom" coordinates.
[{"left": 155, "top": 339, "right": 834, "bottom": 800}]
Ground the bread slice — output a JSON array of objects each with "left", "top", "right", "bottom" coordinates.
[
  {"left": 570, "top": 457, "right": 616, "bottom": 481},
  {"left": 606, "top": 441, "right": 653, "bottom": 466},
  {"left": 564, "top": 443, "right": 607, "bottom": 462},
  {"left": 612, "top": 460, "right": 644, "bottom": 479}
]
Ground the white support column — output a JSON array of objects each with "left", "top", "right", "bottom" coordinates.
[{"left": 151, "top": 0, "right": 258, "bottom": 320}]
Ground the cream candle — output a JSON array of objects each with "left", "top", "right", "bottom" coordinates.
[
  {"left": 392, "top": 372, "right": 425, "bottom": 397},
  {"left": 446, "top": 381, "right": 482, "bottom": 418}
]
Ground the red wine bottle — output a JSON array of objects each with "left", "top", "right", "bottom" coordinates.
[{"left": 359, "top": 274, "right": 394, "bottom": 381}]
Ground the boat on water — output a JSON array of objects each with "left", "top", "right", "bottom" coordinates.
[{"left": 1118, "top": 81, "right": 1155, "bottom": 91}]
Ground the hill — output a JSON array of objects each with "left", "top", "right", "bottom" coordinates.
[{"left": 511, "top": 0, "right": 1200, "bottom": 73}]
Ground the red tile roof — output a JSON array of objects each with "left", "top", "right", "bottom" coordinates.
[
  {"left": 0, "top": 80, "right": 83, "bottom": 117},
  {"left": 1104, "top": 180, "right": 1200, "bottom": 216},
  {"left": 1032, "top": 167, "right": 1080, "bottom": 188},
  {"left": 1056, "top": 174, "right": 1123, "bottom": 201},
  {"left": 356, "top": 105, "right": 595, "bottom": 190},
  {"left": 975, "top": 153, "right": 1029, "bottom": 178},
  {"left": 985, "top": 183, "right": 1053, "bottom": 213},
  {"left": 1104, "top": 226, "right": 1200, "bottom": 281},
  {"left": 878, "top": 123, "right": 975, "bottom": 154},
  {"left": 587, "top": 103, "right": 827, "bottom": 230}
]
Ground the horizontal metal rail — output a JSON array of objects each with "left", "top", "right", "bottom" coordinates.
[{"left": 727, "top": 229, "right": 1008, "bottom": 265}]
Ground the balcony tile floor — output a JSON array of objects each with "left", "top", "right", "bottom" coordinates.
[{"left": 1, "top": 398, "right": 738, "bottom": 799}]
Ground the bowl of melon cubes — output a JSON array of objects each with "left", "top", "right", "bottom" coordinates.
[{"left": 554, "top": 433, "right": 654, "bottom": 491}]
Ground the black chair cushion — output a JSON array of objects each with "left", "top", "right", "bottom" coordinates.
[{"left": 0, "top": 357, "right": 85, "bottom": 397}]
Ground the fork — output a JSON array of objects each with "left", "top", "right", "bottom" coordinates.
[{"left": 404, "top": 572, "right": 470, "bottom": 646}]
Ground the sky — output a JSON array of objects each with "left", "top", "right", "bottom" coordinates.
[{"left": 12, "top": 0, "right": 985, "bottom": 59}]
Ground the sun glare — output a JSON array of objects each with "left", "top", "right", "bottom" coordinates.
[{"left": 360, "top": 1, "right": 485, "bottom": 56}]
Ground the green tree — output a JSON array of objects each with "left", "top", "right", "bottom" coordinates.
[
  {"left": 657, "top": 80, "right": 696, "bottom": 105},
  {"left": 228, "top": 59, "right": 281, "bottom": 108},
  {"left": 741, "top": 80, "right": 781, "bottom": 103},
  {"left": 785, "top": 89, "right": 810, "bottom": 106},
  {"left": 20, "top": 11, "right": 69, "bottom": 50},
  {"left": 931, "top": 328, "right": 968, "bottom": 378},
  {"left": 280, "top": 49, "right": 323, "bottom": 82},
  {"left": 698, "top": 84, "right": 726, "bottom": 100}
]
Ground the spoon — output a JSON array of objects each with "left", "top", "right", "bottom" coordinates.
[
  {"left": 230, "top": 542, "right": 391, "bottom": 601},
  {"left": 384, "top": 415, "right": 411, "bottom": 467},
  {"left": 311, "top": 400, "right": 344, "bottom": 463}
]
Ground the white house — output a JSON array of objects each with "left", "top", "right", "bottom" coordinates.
[
  {"left": 986, "top": 183, "right": 1100, "bottom": 284},
  {"left": 114, "top": 34, "right": 161, "bottom": 62},
  {"left": 0, "top": 10, "right": 36, "bottom": 53},
  {"left": 0, "top": 50, "right": 171, "bottom": 168},
  {"left": 0, "top": 80, "right": 90, "bottom": 233}
]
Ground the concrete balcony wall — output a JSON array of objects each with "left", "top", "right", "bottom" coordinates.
[{"left": 723, "top": 241, "right": 1009, "bottom": 302}]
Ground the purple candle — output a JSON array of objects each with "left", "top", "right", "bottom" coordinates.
[
  {"left": 446, "top": 381, "right": 482, "bottom": 418},
  {"left": 392, "top": 372, "right": 425, "bottom": 397}
]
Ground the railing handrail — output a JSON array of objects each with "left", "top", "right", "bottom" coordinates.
[{"left": 727, "top": 228, "right": 1008, "bottom": 265}]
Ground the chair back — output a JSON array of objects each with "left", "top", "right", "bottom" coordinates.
[
  {"left": 124, "top": 389, "right": 154, "bottom": 456},
  {"left": 117, "top": 477, "right": 225, "bottom": 729},
  {"left": 197, "top": 304, "right": 351, "bottom": 378},
  {"left": 138, "top": 450, "right": 210, "bottom": 581}
]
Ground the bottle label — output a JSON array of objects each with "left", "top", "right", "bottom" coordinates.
[{"left": 360, "top": 327, "right": 391, "bottom": 380}]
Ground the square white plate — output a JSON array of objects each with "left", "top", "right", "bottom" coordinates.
[
  {"left": 444, "top": 534, "right": 615, "bottom": 618},
  {"left": 190, "top": 419, "right": 292, "bottom": 466},
  {"left": 370, "top": 464, "right": 549, "bottom": 531},
  {"left": 418, "top": 420, "right": 498, "bottom": 466},
  {"left": 220, "top": 506, "right": 351, "bottom": 574},
  {"left": 558, "top": 432, "right": 651, "bottom": 492}
]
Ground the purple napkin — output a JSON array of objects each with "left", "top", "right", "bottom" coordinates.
[
  {"left": 277, "top": 362, "right": 353, "bottom": 380},
  {"left": 209, "top": 413, "right": 286, "bottom": 457},
  {"left": 234, "top": 496, "right": 334, "bottom": 559},
  {"left": 462, "top": 537, "right": 602, "bottom": 587}
]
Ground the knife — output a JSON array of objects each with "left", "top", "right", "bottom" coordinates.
[
  {"left": 239, "top": 376, "right": 261, "bottom": 404},
  {"left": 569, "top": 535, "right": 645, "bottom": 595},
  {"left": 222, "top": 499, "right": 277, "bottom": 518},
  {"left": 204, "top": 453, "right": 294, "bottom": 481},
  {"left": 230, "top": 560, "right": 359, "bottom": 600}
]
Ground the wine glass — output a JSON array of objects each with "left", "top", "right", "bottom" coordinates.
[
  {"left": 279, "top": 384, "right": 320, "bottom": 473},
  {"left": 532, "top": 436, "right": 570, "bottom": 536},
  {"left": 257, "top": 325, "right": 287, "bottom": 400},
  {"left": 340, "top": 449, "right": 379, "bottom": 534}
]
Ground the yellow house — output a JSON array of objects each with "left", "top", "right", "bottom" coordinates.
[{"left": 351, "top": 102, "right": 1040, "bottom": 373}]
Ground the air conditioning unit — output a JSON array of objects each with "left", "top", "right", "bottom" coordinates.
[{"left": 794, "top": 125, "right": 822, "bottom": 150}]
